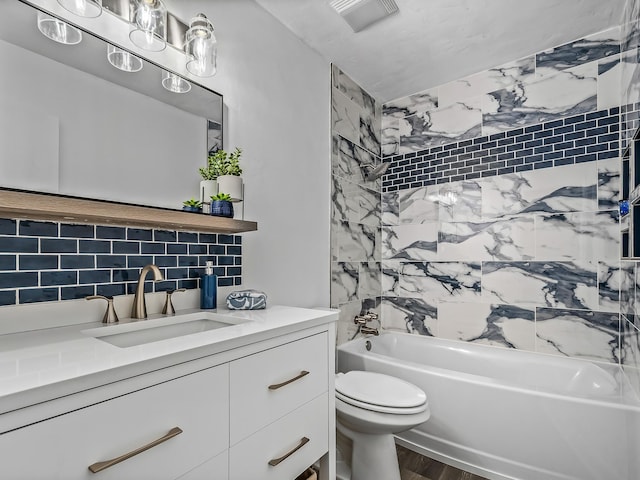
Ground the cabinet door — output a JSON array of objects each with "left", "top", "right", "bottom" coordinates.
[
  {"left": 229, "top": 393, "right": 328, "bottom": 480},
  {"left": 0, "top": 364, "right": 229, "bottom": 480},
  {"left": 230, "top": 332, "right": 328, "bottom": 444}
]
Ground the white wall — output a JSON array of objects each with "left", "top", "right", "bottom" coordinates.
[{"left": 164, "top": 0, "right": 331, "bottom": 308}]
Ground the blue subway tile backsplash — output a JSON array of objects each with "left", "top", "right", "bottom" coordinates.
[
  {"left": 79, "top": 240, "right": 111, "bottom": 253},
  {"left": 0, "top": 237, "right": 38, "bottom": 253},
  {"left": 96, "top": 226, "right": 126, "bottom": 239},
  {"left": 41, "top": 271, "right": 78, "bottom": 286},
  {"left": 19, "top": 255, "right": 57, "bottom": 270},
  {"left": 0, "top": 219, "right": 16, "bottom": 235},
  {"left": 61, "top": 223, "right": 94, "bottom": 238},
  {"left": 0, "top": 220, "right": 243, "bottom": 306},
  {"left": 19, "top": 221, "right": 58, "bottom": 237},
  {"left": 0, "top": 272, "right": 38, "bottom": 288},
  {"left": 382, "top": 107, "right": 624, "bottom": 192},
  {"left": 127, "top": 228, "right": 153, "bottom": 241},
  {"left": 61, "top": 285, "right": 95, "bottom": 300},
  {"left": 0, "top": 290, "right": 16, "bottom": 306},
  {"left": 41, "top": 238, "right": 76, "bottom": 253},
  {"left": 0, "top": 255, "right": 16, "bottom": 270},
  {"left": 20, "top": 288, "right": 58, "bottom": 304}
]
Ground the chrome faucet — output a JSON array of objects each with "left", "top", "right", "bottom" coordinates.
[
  {"left": 354, "top": 311, "right": 379, "bottom": 336},
  {"left": 360, "top": 326, "right": 379, "bottom": 336},
  {"left": 131, "top": 264, "right": 164, "bottom": 319}
]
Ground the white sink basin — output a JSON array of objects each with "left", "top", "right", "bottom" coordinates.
[{"left": 82, "top": 312, "right": 247, "bottom": 348}]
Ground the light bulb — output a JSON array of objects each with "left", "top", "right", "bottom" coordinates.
[
  {"left": 57, "top": 0, "right": 102, "bottom": 18},
  {"left": 162, "top": 71, "right": 191, "bottom": 94},
  {"left": 107, "top": 44, "right": 143, "bottom": 73},
  {"left": 129, "top": 0, "right": 167, "bottom": 52},
  {"left": 37, "top": 11, "right": 82, "bottom": 45},
  {"left": 185, "top": 14, "right": 217, "bottom": 77}
]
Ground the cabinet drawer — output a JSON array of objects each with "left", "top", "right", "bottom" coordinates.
[
  {"left": 229, "top": 393, "right": 328, "bottom": 480},
  {"left": 0, "top": 364, "right": 229, "bottom": 480},
  {"left": 229, "top": 332, "right": 328, "bottom": 444},
  {"left": 176, "top": 449, "right": 228, "bottom": 480}
]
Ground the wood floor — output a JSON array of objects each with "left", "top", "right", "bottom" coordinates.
[{"left": 397, "top": 445, "right": 488, "bottom": 480}]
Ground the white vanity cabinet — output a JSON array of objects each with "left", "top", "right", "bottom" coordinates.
[
  {"left": 0, "top": 364, "right": 230, "bottom": 480},
  {"left": 229, "top": 332, "right": 329, "bottom": 479},
  {"left": 0, "top": 324, "right": 335, "bottom": 480}
]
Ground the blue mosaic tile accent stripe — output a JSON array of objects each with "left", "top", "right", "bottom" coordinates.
[
  {"left": 382, "top": 107, "right": 625, "bottom": 192},
  {"left": 0, "top": 221, "right": 242, "bottom": 306}
]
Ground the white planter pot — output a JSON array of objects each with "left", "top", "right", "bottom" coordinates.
[
  {"left": 216, "top": 175, "right": 243, "bottom": 202},
  {"left": 199, "top": 180, "right": 218, "bottom": 204}
]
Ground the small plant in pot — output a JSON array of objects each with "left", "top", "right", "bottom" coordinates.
[
  {"left": 209, "top": 147, "right": 243, "bottom": 202},
  {"left": 198, "top": 158, "right": 219, "bottom": 205},
  {"left": 210, "top": 193, "right": 234, "bottom": 218},
  {"left": 182, "top": 198, "right": 203, "bottom": 213}
]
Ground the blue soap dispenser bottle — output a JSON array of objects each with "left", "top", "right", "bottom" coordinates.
[{"left": 200, "top": 261, "right": 217, "bottom": 309}]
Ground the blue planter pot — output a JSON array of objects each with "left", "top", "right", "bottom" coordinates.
[
  {"left": 210, "top": 200, "right": 234, "bottom": 218},
  {"left": 182, "top": 206, "right": 202, "bottom": 213}
]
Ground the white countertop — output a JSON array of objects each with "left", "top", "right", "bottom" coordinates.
[{"left": 0, "top": 305, "right": 337, "bottom": 416}]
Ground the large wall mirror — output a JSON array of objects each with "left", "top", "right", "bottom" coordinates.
[{"left": 0, "top": 0, "right": 223, "bottom": 210}]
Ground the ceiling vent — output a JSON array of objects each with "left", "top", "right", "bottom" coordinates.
[{"left": 329, "top": 0, "right": 399, "bottom": 32}]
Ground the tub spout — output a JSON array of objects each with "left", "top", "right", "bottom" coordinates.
[{"left": 361, "top": 326, "right": 379, "bottom": 336}]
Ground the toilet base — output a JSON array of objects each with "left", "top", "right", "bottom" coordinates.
[{"left": 337, "top": 420, "right": 401, "bottom": 480}]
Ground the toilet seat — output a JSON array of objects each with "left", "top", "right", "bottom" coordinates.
[{"left": 335, "top": 371, "right": 427, "bottom": 415}]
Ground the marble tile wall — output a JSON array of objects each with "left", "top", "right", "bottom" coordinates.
[
  {"left": 382, "top": 161, "right": 621, "bottom": 363},
  {"left": 383, "top": 26, "right": 624, "bottom": 156},
  {"left": 0, "top": 219, "right": 242, "bottom": 306},
  {"left": 331, "top": 20, "right": 640, "bottom": 381},
  {"left": 331, "top": 65, "right": 383, "bottom": 343},
  {"left": 375, "top": 27, "right": 640, "bottom": 366}
]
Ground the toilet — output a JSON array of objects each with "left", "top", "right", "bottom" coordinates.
[{"left": 335, "top": 371, "right": 430, "bottom": 480}]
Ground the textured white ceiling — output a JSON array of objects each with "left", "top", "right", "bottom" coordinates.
[{"left": 254, "top": 0, "right": 626, "bottom": 103}]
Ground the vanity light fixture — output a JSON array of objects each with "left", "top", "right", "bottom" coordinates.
[
  {"left": 37, "top": 11, "right": 82, "bottom": 45},
  {"left": 57, "top": 0, "right": 103, "bottom": 18},
  {"left": 185, "top": 13, "right": 217, "bottom": 77},
  {"left": 129, "top": 0, "right": 167, "bottom": 52},
  {"left": 162, "top": 70, "right": 191, "bottom": 93},
  {"left": 107, "top": 44, "right": 143, "bottom": 72}
]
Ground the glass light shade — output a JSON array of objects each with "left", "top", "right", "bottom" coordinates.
[
  {"left": 57, "top": 0, "right": 102, "bottom": 18},
  {"left": 185, "top": 13, "right": 217, "bottom": 77},
  {"left": 37, "top": 11, "right": 82, "bottom": 45},
  {"left": 129, "top": 0, "right": 167, "bottom": 52},
  {"left": 162, "top": 71, "right": 191, "bottom": 94},
  {"left": 107, "top": 44, "right": 143, "bottom": 72}
]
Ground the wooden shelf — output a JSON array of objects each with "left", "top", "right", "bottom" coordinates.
[{"left": 0, "top": 190, "right": 257, "bottom": 234}]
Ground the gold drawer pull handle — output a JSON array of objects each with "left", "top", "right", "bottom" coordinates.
[
  {"left": 268, "top": 437, "right": 310, "bottom": 466},
  {"left": 88, "top": 427, "right": 183, "bottom": 474},
  {"left": 268, "top": 370, "right": 310, "bottom": 390}
]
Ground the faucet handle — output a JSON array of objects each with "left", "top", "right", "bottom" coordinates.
[
  {"left": 354, "top": 311, "right": 379, "bottom": 324},
  {"left": 86, "top": 295, "right": 119, "bottom": 324},
  {"left": 162, "top": 289, "right": 187, "bottom": 315}
]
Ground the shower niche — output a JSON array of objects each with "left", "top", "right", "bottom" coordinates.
[{"left": 621, "top": 132, "right": 640, "bottom": 258}]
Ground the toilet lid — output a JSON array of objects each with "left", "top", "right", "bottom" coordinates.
[{"left": 335, "top": 371, "right": 427, "bottom": 409}]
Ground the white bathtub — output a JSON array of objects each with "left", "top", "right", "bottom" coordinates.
[{"left": 337, "top": 333, "right": 640, "bottom": 480}]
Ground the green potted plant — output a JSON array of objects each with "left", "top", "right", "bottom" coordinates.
[
  {"left": 210, "top": 192, "right": 234, "bottom": 218},
  {"left": 198, "top": 156, "right": 219, "bottom": 205},
  {"left": 182, "top": 198, "right": 202, "bottom": 213},
  {"left": 210, "top": 147, "right": 243, "bottom": 202}
]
